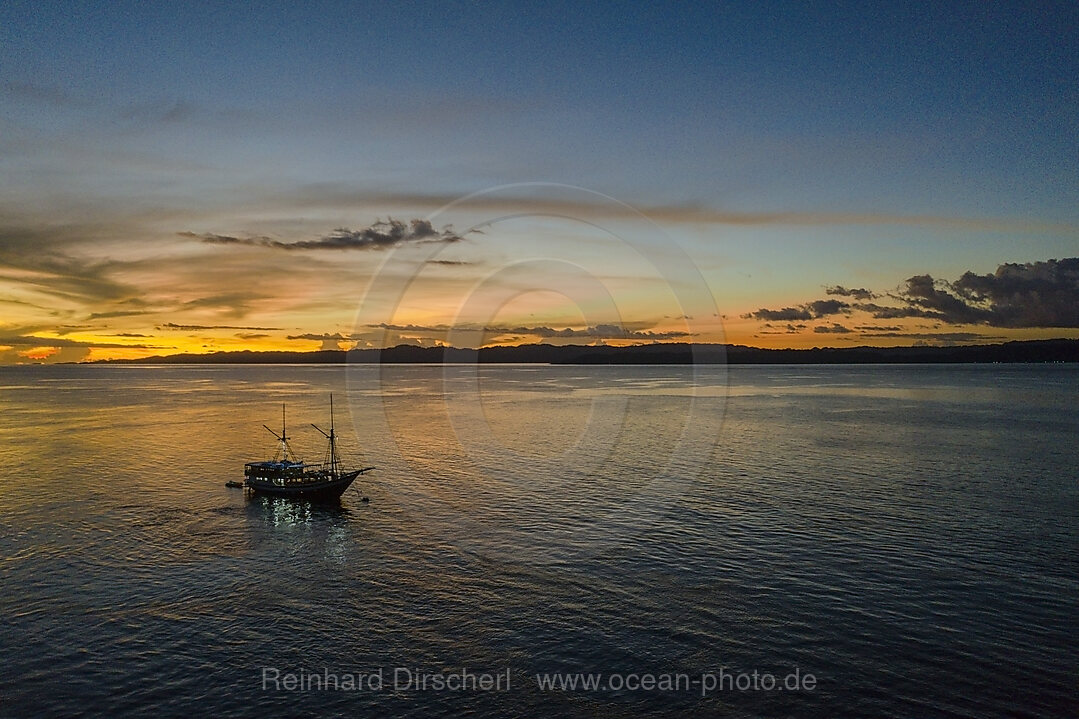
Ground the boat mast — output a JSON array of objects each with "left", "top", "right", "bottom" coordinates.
[
  {"left": 280, "top": 403, "right": 288, "bottom": 460},
  {"left": 311, "top": 393, "right": 340, "bottom": 475},
  {"left": 263, "top": 402, "right": 296, "bottom": 462}
]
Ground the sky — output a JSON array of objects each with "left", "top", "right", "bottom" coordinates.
[{"left": 1, "top": 1, "right": 1077, "bottom": 362}]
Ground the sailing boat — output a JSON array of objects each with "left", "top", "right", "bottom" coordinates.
[{"left": 241, "top": 395, "right": 373, "bottom": 500}]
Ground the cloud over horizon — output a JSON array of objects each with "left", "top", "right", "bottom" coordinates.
[
  {"left": 813, "top": 323, "right": 853, "bottom": 334},
  {"left": 746, "top": 258, "right": 1079, "bottom": 330},
  {"left": 158, "top": 323, "right": 281, "bottom": 331},
  {"left": 742, "top": 299, "right": 851, "bottom": 322},
  {"left": 825, "top": 286, "right": 878, "bottom": 300},
  {"left": 180, "top": 218, "right": 467, "bottom": 251},
  {"left": 369, "top": 322, "right": 691, "bottom": 341}
]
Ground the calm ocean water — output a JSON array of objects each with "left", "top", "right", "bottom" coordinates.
[{"left": 1, "top": 363, "right": 1076, "bottom": 718}]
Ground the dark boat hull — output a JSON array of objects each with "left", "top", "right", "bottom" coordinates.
[{"left": 244, "top": 470, "right": 362, "bottom": 501}]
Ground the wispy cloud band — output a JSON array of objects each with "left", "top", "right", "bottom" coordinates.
[{"left": 180, "top": 218, "right": 466, "bottom": 251}]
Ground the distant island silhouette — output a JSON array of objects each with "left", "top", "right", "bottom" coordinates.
[{"left": 90, "top": 339, "right": 1079, "bottom": 364}]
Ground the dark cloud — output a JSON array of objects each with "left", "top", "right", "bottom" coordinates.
[
  {"left": 366, "top": 323, "right": 691, "bottom": 340},
  {"left": 235, "top": 332, "right": 269, "bottom": 340},
  {"left": 181, "top": 218, "right": 467, "bottom": 251},
  {"left": 748, "top": 258, "right": 1079, "bottom": 330},
  {"left": 878, "top": 260, "right": 1079, "bottom": 327},
  {"left": 949, "top": 258, "right": 1079, "bottom": 328},
  {"left": 183, "top": 232, "right": 258, "bottom": 245},
  {"left": 854, "top": 325, "right": 902, "bottom": 331},
  {"left": 743, "top": 306, "right": 813, "bottom": 321},
  {"left": 365, "top": 324, "right": 445, "bottom": 334},
  {"left": 806, "top": 299, "right": 850, "bottom": 316},
  {"left": 813, "top": 323, "right": 853, "bottom": 334},
  {"left": 287, "top": 332, "right": 382, "bottom": 349},
  {"left": 286, "top": 332, "right": 364, "bottom": 341},
  {"left": 742, "top": 299, "right": 848, "bottom": 321},
  {"left": 159, "top": 323, "right": 281, "bottom": 331},
  {"left": 758, "top": 322, "right": 807, "bottom": 335},
  {"left": 427, "top": 259, "right": 475, "bottom": 266},
  {"left": 851, "top": 302, "right": 941, "bottom": 320},
  {"left": 826, "top": 285, "right": 877, "bottom": 300},
  {"left": 894, "top": 274, "right": 992, "bottom": 324},
  {"left": 86, "top": 309, "right": 154, "bottom": 320},
  {"left": 516, "top": 323, "right": 691, "bottom": 340}
]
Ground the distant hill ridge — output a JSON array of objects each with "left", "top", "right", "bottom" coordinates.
[{"left": 90, "top": 339, "right": 1079, "bottom": 364}]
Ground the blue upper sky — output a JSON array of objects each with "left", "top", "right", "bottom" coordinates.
[{"left": 1, "top": 1, "right": 1077, "bottom": 358}]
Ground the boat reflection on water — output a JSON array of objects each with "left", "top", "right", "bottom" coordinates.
[
  {"left": 243, "top": 492, "right": 355, "bottom": 529},
  {"left": 242, "top": 493, "right": 359, "bottom": 565}
]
